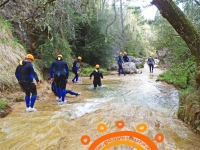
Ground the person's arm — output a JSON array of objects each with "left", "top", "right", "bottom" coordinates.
[
  {"left": 101, "top": 72, "right": 103, "bottom": 79},
  {"left": 65, "top": 63, "right": 69, "bottom": 79},
  {"left": 30, "top": 65, "right": 40, "bottom": 84},
  {"left": 49, "top": 62, "right": 55, "bottom": 78},
  {"left": 15, "top": 66, "right": 20, "bottom": 81},
  {"left": 90, "top": 71, "right": 94, "bottom": 79}
]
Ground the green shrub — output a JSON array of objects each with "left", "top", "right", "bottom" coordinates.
[
  {"left": 0, "top": 100, "right": 8, "bottom": 110},
  {"left": 157, "top": 71, "right": 187, "bottom": 88},
  {"left": 80, "top": 67, "right": 109, "bottom": 77}
]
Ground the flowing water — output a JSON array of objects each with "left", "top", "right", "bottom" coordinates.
[{"left": 0, "top": 65, "right": 200, "bottom": 150}]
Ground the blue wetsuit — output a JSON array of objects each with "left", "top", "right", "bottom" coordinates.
[
  {"left": 15, "top": 60, "right": 39, "bottom": 108},
  {"left": 72, "top": 60, "right": 79, "bottom": 83},
  {"left": 147, "top": 57, "right": 155, "bottom": 73},
  {"left": 51, "top": 82, "right": 79, "bottom": 96},
  {"left": 123, "top": 54, "right": 129, "bottom": 62},
  {"left": 50, "top": 59, "right": 69, "bottom": 102},
  {"left": 117, "top": 56, "right": 125, "bottom": 75}
]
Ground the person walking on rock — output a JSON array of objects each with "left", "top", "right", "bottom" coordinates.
[
  {"left": 90, "top": 64, "right": 103, "bottom": 90},
  {"left": 50, "top": 54, "right": 69, "bottom": 104},
  {"left": 72, "top": 56, "right": 82, "bottom": 83},
  {"left": 15, "top": 54, "right": 40, "bottom": 112}
]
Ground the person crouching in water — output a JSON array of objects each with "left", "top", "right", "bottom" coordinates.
[
  {"left": 147, "top": 54, "right": 155, "bottom": 73},
  {"left": 90, "top": 64, "right": 103, "bottom": 90},
  {"left": 15, "top": 54, "right": 40, "bottom": 112}
]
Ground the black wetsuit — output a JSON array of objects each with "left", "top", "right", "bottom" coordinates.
[{"left": 90, "top": 69, "right": 103, "bottom": 87}]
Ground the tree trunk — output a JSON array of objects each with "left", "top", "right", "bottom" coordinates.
[
  {"left": 120, "top": 0, "right": 125, "bottom": 38},
  {"left": 151, "top": 0, "right": 200, "bottom": 87}
]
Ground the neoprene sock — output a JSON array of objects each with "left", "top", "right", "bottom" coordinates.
[
  {"left": 25, "top": 96, "right": 30, "bottom": 108},
  {"left": 30, "top": 95, "right": 37, "bottom": 108},
  {"left": 61, "top": 89, "right": 66, "bottom": 101},
  {"left": 56, "top": 87, "right": 61, "bottom": 98}
]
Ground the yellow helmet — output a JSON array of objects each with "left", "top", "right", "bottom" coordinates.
[
  {"left": 95, "top": 64, "right": 100, "bottom": 69},
  {"left": 57, "top": 54, "right": 63, "bottom": 58},
  {"left": 26, "top": 54, "right": 34, "bottom": 61},
  {"left": 119, "top": 52, "right": 122, "bottom": 55},
  {"left": 124, "top": 52, "right": 127, "bottom": 54},
  {"left": 78, "top": 56, "right": 82, "bottom": 60}
]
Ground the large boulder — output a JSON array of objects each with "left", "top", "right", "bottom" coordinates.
[
  {"left": 123, "top": 62, "right": 137, "bottom": 74},
  {"left": 128, "top": 56, "right": 145, "bottom": 68},
  {"left": 156, "top": 48, "right": 168, "bottom": 60}
]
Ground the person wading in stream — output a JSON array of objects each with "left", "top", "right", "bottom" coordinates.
[
  {"left": 15, "top": 54, "right": 40, "bottom": 112},
  {"left": 117, "top": 52, "right": 126, "bottom": 76},
  {"left": 147, "top": 54, "right": 155, "bottom": 73},
  {"left": 50, "top": 54, "right": 69, "bottom": 105},
  {"left": 90, "top": 64, "right": 103, "bottom": 90},
  {"left": 72, "top": 56, "right": 82, "bottom": 83}
]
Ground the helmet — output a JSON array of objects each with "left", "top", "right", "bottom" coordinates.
[
  {"left": 119, "top": 52, "right": 122, "bottom": 55},
  {"left": 95, "top": 64, "right": 100, "bottom": 68},
  {"left": 57, "top": 54, "right": 63, "bottom": 58},
  {"left": 124, "top": 52, "right": 127, "bottom": 54},
  {"left": 26, "top": 54, "right": 34, "bottom": 61},
  {"left": 78, "top": 56, "right": 82, "bottom": 60},
  {"left": 150, "top": 54, "right": 152, "bottom": 57}
]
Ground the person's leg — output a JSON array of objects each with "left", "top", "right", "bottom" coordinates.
[
  {"left": 149, "top": 65, "right": 151, "bottom": 73},
  {"left": 93, "top": 80, "right": 97, "bottom": 90},
  {"left": 51, "top": 82, "right": 57, "bottom": 96},
  {"left": 60, "top": 76, "right": 67, "bottom": 102},
  {"left": 152, "top": 65, "right": 154, "bottom": 73},
  {"left": 75, "top": 72, "right": 79, "bottom": 82},
  {"left": 118, "top": 65, "right": 122, "bottom": 75},
  {"left": 55, "top": 77, "right": 61, "bottom": 99},
  {"left": 25, "top": 91, "right": 30, "bottom": 108},
  {"left": 98, "top": 80, "right": 102, "bottom": 89},
  {"left": 30, "top": 83, "right": 37, "bottom": 108},
  {"left": 67, "top": 90, "right": 77, "bottom": 95},
  {"left": 121, "top": 66, "right": 125, "bottom": 75}
]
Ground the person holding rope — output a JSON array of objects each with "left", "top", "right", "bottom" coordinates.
[
  {"left": 15, "top": 54, "right": 40, "bottom": 112},
  {"left": 72, "top": 56, "right": 82, "bottom": 83},
  {"left": 50, "top": 54, "right": 69, "bottom": 105}
]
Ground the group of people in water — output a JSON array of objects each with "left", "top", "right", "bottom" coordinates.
[
  {"left": 15, "top": 52, "right": 155, "bottom": 112},
  {"left": 15, "top": 54, "right": 104, "bottom": 112}
]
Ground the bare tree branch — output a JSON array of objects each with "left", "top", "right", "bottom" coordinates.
[
  {"left": 194, "top": 0, "right": 200, "bottom": 5},
  {"left": 106, "top": 0, "right": 116, "bottom": 36},
  {"left": 0, "top": 0, "right": 10, "bottom": 7}
]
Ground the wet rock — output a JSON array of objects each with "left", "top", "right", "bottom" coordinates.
[
  {"left": 157, "top": 48, "right": 168, "bottom": 60},
  {"left": 197, "top": 125, "right": 200, "bottom": 132},
  {"left": 15, "top": 96, "right": 24, "bottom": 102},
  {"left": 128, "top": 56, "right": 145, "bottom": 68},
  {"left": 0, "top": 105, "right": 12, "bottom": 118},
  {"left": 123, "top": 62, "right": 137, "bottom": 74}
]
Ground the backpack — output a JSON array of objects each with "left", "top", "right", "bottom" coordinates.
[{"left": 148, "top": 57, "right": 154, "bottom": 65}]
